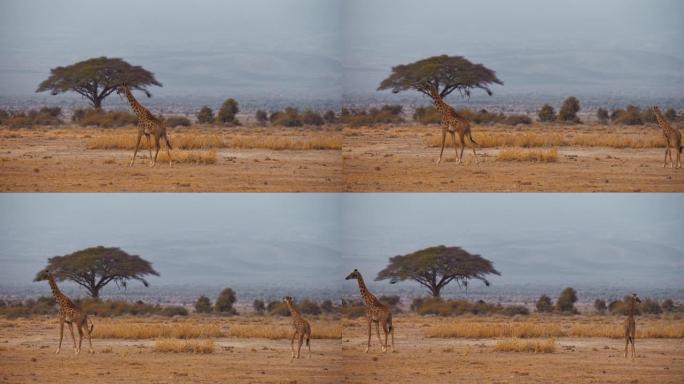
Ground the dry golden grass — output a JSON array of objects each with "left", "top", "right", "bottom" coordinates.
[
  {"left": 153, "top": 338, "right": 214, "bottom": 353},
  {"left": 94, "top": 323, "right": 223, "bottom": 339},
  {"left": 226, "top": 322, "right": 342, "bottom": 339},
  {"left": 569, "top": 323, "right": 684, "bottom": 339},
  {"left": 158, "top": 149, "right": 217, "bottom": 164},
  {"left": 87, "top": 133, "right": 224, "bottom": 150},
  {"left": 494, "top": 338, "right": 556, "bottom": 353},
  {"left": 228, "top": 134, "right": 342, "bottom": 150},
  {"left": 497, "top": 147, "right": 559, "bottom": 162},
  {"left": 426, "top": 322, "right": 563, "bottom": 339},
  {"left": 423, "top": 130, "right": 668, "bottom": 149}
]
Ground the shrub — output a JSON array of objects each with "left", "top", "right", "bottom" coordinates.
[
  {"left": 194, "top": 295, "right": 212, "bottom": 313},
  {"left": 271, "top": 107, "right": 302, "bottom": 127},
  {"left": 609, "top": 296, "right": 640, "bottom": 316},
  {"left": 611, "top": 105, "right": 643, "bottom": 125},
  {"left": 321, "top": 299, "right": 334, "bottom": 313},
  {"left": 267, "top": 300, "right": 291, "bottom": 316},
  {"left": 411, "top": 297, "right": 514, "bottom": 317},
  {"left": 503, "top": 114, "right": 532, "bottom": 125},
  {"left": 664, "top": 108, "right": 677, "bottom": 121},
  {"left": 299, "top": 299, "right": 322, "bottom": 315},
  {"left": 214, "top": 288, "right": 237, "bottom": 314},
  {"left": 340, "top": 299, "right": 366, "bottom": 318},
  {"left": 662, "top": 299, "right": 675, "bottom": 312},
  {"left": 640, "top": 298, "right": 662, "bottom": 314},
  {"left": 301, "top": 109, "right": 324, "bottom": 126},
  {"left": 558, "top": 96, "right": 581, "bottom": 123},
  {"left": 196, "top": 106, "right": 214, "bottom": 124},
  {"left": 538, "top": 104, "right": 556, "bottom": 122},
  {"left": 536, "top": 295, "right": 553, "bottom": 313},
  {"left": 341, "top": 105, "right": 404, "bottom": 127},
  {"left": 73, "top": 108, "right": 137, "bottom": 127},
  {"left": 0, "top": 109, "right": 10, "bottom": 124},
  {"left": 165, "top": 116, "right": 191, "bottom": 127},
  {"left": 594, "top": 299, "right": 607, "bottom": 314},
  {"left": 3, "top": 108, "right": 63, "bottom": 128},
  {"left": 556, "top": 287, "right": 578, "bottom": 314},
  {"left": 217, "top": 98, "right": 239, "bottom": 125},
  {"left": 501, "top": 305, "right": 530, "bottom": 316},
  {"left": 255, "top": 110, "right": 268, "bottom": 125},
  {"left": 379, "top": 295, "right": 401, "bottom": 313},
  {"left": 641, "top": 108, "right": 657, "bottom": 123},
  {"left": 413, "top": 106, "right": 441, "bottom": 124},
  {"left": 253, "top": 299, "right": 265, "bottom": 314},
  {"left": 596, "top": 108, "right": 609, "bottom": 124},
  {"left": 161, "top": 306, "right": 189, "bottom": 317},
  {"left": 323, "top": 110, "right": 336, "bottom": 124}
]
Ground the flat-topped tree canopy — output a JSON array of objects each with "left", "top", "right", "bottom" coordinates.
[
  {"left": 376, "top": 245, "right": 500, "bottom": 298},
  {"left": 36, "top": 57, "right": 161, "bottom": 109},
  {"left": 35, "top": 246, "right": 159, "bottom": 298},
  {"left": 377, "top": 55, "right": 503, "bottom": 100}
]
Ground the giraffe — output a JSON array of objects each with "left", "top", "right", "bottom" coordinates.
[
  {"left": 624, "top": 293, "right": 641, "bottom": 358},
  {"left": 653, "top": 106, "right": 681, "bottom": 169},
  {"left": 117, "top": 84, "right": 173, "bottom": 167},
  {"left": 282, "top": 296, "right": 311, "bottom": 359},
  {"left": 34, "top": 269, "right": 94, "bottom": 354},
  {"left": 345, "top": 269, "right": 394, "bottom": 353},
  {"left": 427, "top": 84, "right": 478, "bottom": 165}
]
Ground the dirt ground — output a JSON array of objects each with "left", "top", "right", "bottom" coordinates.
[
  {"left": 341, "top": 316, "right": 684, "bottom": 384},
  {"left": 0, "top": 127, "right": 341, "bottom": 192},
  {"left": 0, "top": 317, "right": 342, "bottom": 384},
  {"left": 343, "top": 125, "right": 684, "bottom": 192}
]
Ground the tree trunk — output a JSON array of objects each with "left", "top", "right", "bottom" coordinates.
[
  {"left": 87, "top": 285, "right": 100, "bottom": 298},
  {"left": 429, "top": 285, "right": 441, "bottom": 298},
  {"left": 93, "top": 97, "right": 102, "bottom": 110}
]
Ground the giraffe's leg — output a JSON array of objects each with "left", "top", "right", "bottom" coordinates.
[
  {"left": 290, "top": 332, "right": 296, "bottom": 358},
  {"left": 56, "top": 317, "right": 65, "bottom": 354},
  {"left": 152, "top": 137, "right": 161, "bottom": 167},
  {"left": 624, "top": 337, "right": 628, "bottom": 358},
  {"left": 129, "top": 133, "right": 143, "bottom": 167},
  {"left": 664, "top": 147, "right": 669, "bottom": 168},
  {"left": 632, "top": 333, "right": 636, "bottom": 358},
  {"left": 146, "top": 134, "right": 152, "bottom": 165},
  {"left": 668, "top": 146, "right": 674, "bottom": 168},
  {"left": 365, "top": 317, "right": 371, "bottom": 353},
  {"left": 458, "top": 133, "right": 466, "bottom": 164},
  {"left": 76, "top": 323, "right": 85, "bottom": 354},
  {"left": 390, "top": 322, "right": 395, "bottom": 352},
  {"left": 677, "top": 147, "right": 681, "bottom": 168},
  {"left": 85, "top": 319, "right": 94, "bottom": 354},
  {"left": 297, "top": 333, "right": 304, "bottom": 359},
  {"left": 307, "top": 332, "right": 311, "bottom": 358},
  {"left": 67, "top": 322, "right": 77, "bottom": 352},
  {"left": 381, "top": 321, "right": 390, "bottom": 353},
  {"left": 436, "top": 127, "right": 447, "bottom": 165},
  {"left": 164, "top": 135, "right": 172, "bottom": 167},
  {"left": 469, "top": 132, "right": 479, "bottom": 164},
  {"left": 450, "top": 132, "right": 459, "bottom": 164},
  {"left": 374, "top": 321, "right": 383, "bottom": 351}
]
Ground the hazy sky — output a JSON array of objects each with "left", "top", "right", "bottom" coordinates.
[
  {"left": 0, "top": 0, "right": 682, "bottom": 100},
  {"left": 1, "top": 194, "right": 681, "bottom": 291}
]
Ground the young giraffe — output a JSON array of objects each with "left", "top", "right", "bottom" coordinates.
[
  {"left": 427, "top": 84, "right": 478, "bottom": 165},
  {"left": 345, "top": 269, "right": 394, "bottom": 353},
  {"left": 117, "top": 84, "right": 173, "bottom": 167},
  {"left": 624, "top": 293, "right": 641, "bottom": 358},
  {"left": 653, "top": 106, "right": 681, "bottom": 169},
  {"left": 282, "top": 296, "right": 311, "bottom": 359},
  {"left": 34, "top": 270, "right": 94, "bottom": 354}
]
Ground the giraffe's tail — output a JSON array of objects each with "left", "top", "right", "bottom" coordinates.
[
  {"left": 467, "top": 130, "right": 477, "bottom": 145},
  {"left": 164, "top": 134, "right": 173, "bottom": 150},
  {"left": 87, "top": 317, "right": 94, "bottom": 334}
]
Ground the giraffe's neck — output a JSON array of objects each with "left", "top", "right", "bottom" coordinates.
[
  {"left": 355, "top": 275, "right": 377, "bottom": 307},
  {"left": 123, "top": 87, "right": 147, "bottom": 119},
  {"left": 285, "top": 302, "right": 302, "bottom": 319},
  {"left": 47, "top": 275, "right": 70, "bottom": 308},
  {"left": 654, "top": 109, "right": 673, "bottom": 134},
  {"left": 629, "top": 298, "right": 636, "bottom": 319},
  {"left": 431, "top": 92, "right": 450, "bottom": 115}
]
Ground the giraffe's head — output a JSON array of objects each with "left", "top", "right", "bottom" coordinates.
[
  {"left": 653, "top": 106, "right": 661, "bottom": 114},
  {"left": 426, "top": 83, "right": 440, "bottom": 99},
  {"left": 33, "top": 268, "right": 52, "bottom": 282},
  {"left": 116, "top": 83, "right": 129, "bottom": 97},
  {"left": 282, "top": 296, "right": 294, "bottom": 305},
  {"left": 630, "top": 293, "right": 641, "bottom": 304},
  {"left": 345, "top": 269, "right": 361, "bottom": 281}
]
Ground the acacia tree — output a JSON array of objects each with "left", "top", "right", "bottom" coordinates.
[
  {"left": 377, "top": 55, "right": 503, "bottom": 101},
  {"left": 35, "top": 246, "right": 159, "bottom": 298},
  {"left": 37, "top": 57, "right": 161, "bottom": 109},
  {"left": 376, "top": 245, "right": 500, "bottom": 298}
]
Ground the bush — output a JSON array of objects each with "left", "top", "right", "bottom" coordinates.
[
  {"left": 640, "top": 298, "right": 662, "bottom": 314},
  {"left": 641, "top": 108, "right": 657, "bottom": 123},
  {"left": 662, "top": 299, "right": 675, "bottom": 312},
  {"left": 609, "top": 296, "right": 641, "bottom": 316},
  {"left": 301, "top": 109, "right": 324, "bottom": 126},
  {"left": 503, "top": 114, "right": 532, "bottom": 125},
  {"left": 664, "top": 108, "right": 677, "bottom": 121},
  {"left": 536, "top": 295, "right": 553, "bottom": 313},
  {"left": 195, "top": 295, "right": 212, "bottom": 313},
  {"left": 558, "top": 96, "right": 581, "bottom": 123},
  {"left": 340, "top": 299, "right": 366, "bottom": 318},
  {"left": 165, "top": 116, "right": 191, "bottom": 127},
  {"left": 214, "top": 288, "right": 237, "bottom": 314},
  {"left": 410, "top": 297, "right": 516, "bottom": 317},
  {"left": 556, "top": 287, "right": 578, "bottom": 314},
  {"left": 299, "top": 299, "right": 322, "bottom": 315},
  {"left": 323, "top": 110, "right": 336, "bottom": 124},
  {"left": 611, "top": 105, "right": 643, "bottom": 125},
  {"left": 594, "top": 299, "right": 607, "bottom": 314},
  {"left": 538, "top": 104, "right": 556, "bottom": 122},
  {"left": 160, "top": 306, "right": 189, "bottom": 317},
  {"left": 217, "top": 98, "right": 239, "bottom": 125},
  {"left": 196, "top": 106, "right": 214, "bottom": 124},
  {"left": 321, "top": 299, "right": 334, "bottom": 313},
  {"left": 270, "top": 107, "right": 302, "bottom": 127},
  {"left": 267, "top": 300, "right": 291, "bottom": 316},
  {"left": 342, "top": 105, "right": 404, "bottom": 127},
  {"left": 501, "top": 305, "right": 530, "bottom": 316},
  {"left": 596, "top": 108, "right": 609, "bottom": 124},
  {"left": 255, "top": 110, "right": 268, "bottom": 125},
  {"left": 73, "top": 108, "right": 137, "bottom": 127},
  {"left": 0, "top": 109, "right": 10, "bottom": 124},
  {"left": 2, "top": 108, "right": 63, "bottom": 128},
  {"left": 413, "top": 106, "right": 441, "bottom": 124}
]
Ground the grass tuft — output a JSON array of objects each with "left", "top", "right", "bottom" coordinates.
[
  {"left": 228, "top": 135, "right": 342, "bottom": 150},
  {"left": 153, "top": 338, "right": 214, "bottom": 353},
  {"left": 226, "top": 322, "right": 341, "bottom": 339},
  {"left": 94, "top": 322, "right": 223, "bottom": 339},
  {"left": 426, "top": 322, "right": 562, "bottom": 339},
  {"left": 497, "top": 147, "right": 558, "bottom": 162},
  {"left": 494, "top": 338, "right": 556, "bottom": 353}
]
